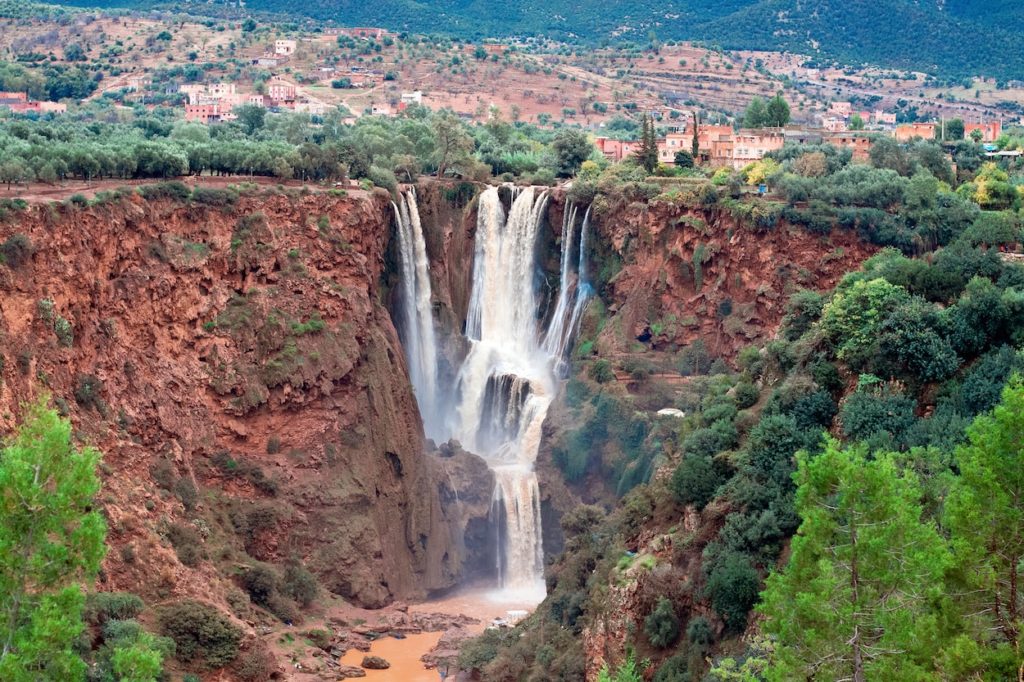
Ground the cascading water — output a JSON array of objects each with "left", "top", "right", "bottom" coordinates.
[
  {"left": 454, "top": 186, "right": 553, "bottom": 596},
  {"left": 392, "top": 188, "right": 443, "bottom": 440},
  {"left": 393, "top": 184, "right": 591, "bottom": 600},
  {"left": 543, "top": 204, "right": 593, "bottom": 376}
]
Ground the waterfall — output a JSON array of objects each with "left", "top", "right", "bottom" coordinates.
[
  {"left": 453, "top": 186, "right": 556, "bottom": 595},
  {"left": 394, "top": 183, "right": 591, "bottom": 599},
  {"left": 392, "top": 188, "right": 442, "bottom": 440},
  {"left": 543, "top": 204, "right": 593, "bottom": 375}
]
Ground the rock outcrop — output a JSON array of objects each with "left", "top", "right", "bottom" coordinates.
[{"left": 0, "top": 186, "right": 488, "bottom": 610}]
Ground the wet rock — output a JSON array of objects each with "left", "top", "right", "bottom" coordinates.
[
  {"left": 361, "top": 655, "right": 391, "bottom": 670},
  {"left": 336, "top": 665, "right": 367, "bottom": 678}
]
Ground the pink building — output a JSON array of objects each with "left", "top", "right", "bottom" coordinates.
[
  {"left": 964, "top": 121, "right": 1002, "bottom": 143},
  {"left": 731, "top": 128, "right": 786, "bottom": 169},
  {"left": 267, "top": 82, "right": 296, "bottom": 107},
  {"left": 895, "top": 122, "right": 937, "bottom": 141},
  {"left": 184, "top": 104, "right": 224, "bottom": 124}
]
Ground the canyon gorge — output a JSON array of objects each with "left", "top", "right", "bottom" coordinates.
[{"left": 0, "top": 179, "right": 875, "bottom": 678}]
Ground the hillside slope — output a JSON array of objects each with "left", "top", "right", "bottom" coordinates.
[{"left": 51, "top": 0, "right": 1024, "bottom": 78}]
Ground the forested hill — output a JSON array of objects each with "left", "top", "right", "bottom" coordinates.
[{"left": 50, "top": 0, "right": 1024, "bottom": 79}]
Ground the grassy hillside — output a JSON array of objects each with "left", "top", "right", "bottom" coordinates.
[{"left": 48, "top": 0, "right": 1024, "bottom": 79}]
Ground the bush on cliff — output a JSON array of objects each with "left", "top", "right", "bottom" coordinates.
[{"left": 157, "top": 601, "right": 241, "bottom": 668}]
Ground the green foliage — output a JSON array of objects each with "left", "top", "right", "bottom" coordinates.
[
  {"left": 821, "top": 278, "right": 909, "bottom": 368},
  {"left": 644, "top": 597, "right": 680, "bottom": 648},
  {"left": 156, "top": 601, "right": 241, "bottom": 669},
  {"left": 589, "top": 359, "right": 615, "bottom": 384},
  {"left": 945, "top": 378, "right": 1024, "bottom": 657},
  {"left": 552, "top": 128, "right": 595, "bottom": 178},
  {"left": 597, "top": 651, "right": 643, "bottom": 682},
  {"left": 759, "top": 439, "right": 950, "bottom": 681},
  {"left": 0, "top": 396, "right": 106, "bottom": 681},
  {"left": 84, "top": 592, "right": 145, "bottom": 625},
  {"left": 671, "top": 456, "right": 723, "bottom": 510},
  {"left": 705, "top": 553, "right": 760, "bottom": 632},
  {"left": 840, "top": 385, "right": 917, "bottom": 450}
]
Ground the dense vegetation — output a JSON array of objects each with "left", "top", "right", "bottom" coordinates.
[
  {"left": 0, "top": 101, "right": 597, "bottom": 187},
  {"left": 52, "top": 0, "right": 1024, "bottom": 78}
]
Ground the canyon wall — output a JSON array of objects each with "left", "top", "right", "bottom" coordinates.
[{"left": 0, "top": 186, "right": 490, "bottom": 610}]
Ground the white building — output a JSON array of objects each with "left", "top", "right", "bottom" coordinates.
[
  {"left": 400, "top": 90, "right": 423, "bottom": 105},
  {"left": 275, "top": 40, "right": 297, "bottom": 56}
]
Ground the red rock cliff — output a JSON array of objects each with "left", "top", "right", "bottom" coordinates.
[{"left": 0, "top": 187, "right": 485, "bottom": 609}]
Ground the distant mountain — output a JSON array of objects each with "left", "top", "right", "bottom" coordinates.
[{"left": 52, "top": 0, "right": 1024, "bottom": 79}]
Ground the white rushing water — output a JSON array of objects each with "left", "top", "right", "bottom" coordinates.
[
  {"left": 394, "top": 185, "right": 591, "bottom": 599},
  {"left": 392, "top": 188, "right": 443, "bottom": 440}
]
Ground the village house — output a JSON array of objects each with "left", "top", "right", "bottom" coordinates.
[
  {"left": 0, "top": 91, "right": 66, "bottom": 115},
  {"left": 594, "top": 137, "right": 639, "bottom": 163},
  {"left": 657, "top": 132, "right": 691, "bottom": 165},
  {"left": 371, "top": 103, "right": 393, "bottom": 117},
  {"left": 822, "top": 116, "right": 847, "bottom": 132},
  {"left": 895, "top": 122, "right": 937, "bottom": 141},
  {"left": 401, "top": 91, "right": 423, "bottom": 106},
  {"left": 829, "top": 101, "right": 853, "bottom": 118},
  {"left": 184, "top": 104, "right": 225, "bottom": 124},
  {"left": 731, "top": 128, "right": 786, "bottom": 169},
  {"left": 254, "top": 55, "right": 286, "bottom": 68},
  {"left": 274, "top": 39, "right": 297, "bottom": 56},
  {"left": 964, "top": 121, "right": 1002, "bottom": 143},
  {"left": 267, "top": 82, "right": 297, "bottom": 108},
  {"left": 824, "top": 132, "right": 875, "bottom": 162},
  {"left": 873, "top": 110, "right": 897, "bottom": 126}
]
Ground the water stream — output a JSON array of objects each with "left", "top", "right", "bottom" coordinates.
[{"left": 393, "top": 185, "right": 590, "bottom": 599}]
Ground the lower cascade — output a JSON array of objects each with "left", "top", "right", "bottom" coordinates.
[{"left": 394, "top": 184, "right": 591, "bottom": 598}]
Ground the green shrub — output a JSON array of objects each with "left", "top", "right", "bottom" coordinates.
[
  {"left": 73, "top": 373, "right": 103, "bottom": 409},
  {"left": 0, "top": 234, "right": 32, "bottom": 267},
  {"left": 282, "top": 562, "right": 318, "bottom": 607},
  {"left": 734, "top": 382, "right": 759, "bottom": 409},
  {"left": 589, "top": 359, "right": 615, "bottom": 384},
  {"left": 85, "top": 592, "right": 145, "bottom": 625},
  {"left": 54, "top": 316, "right": 74, "bottom": 347},
  {"left": 686, "top": 616, "right": 714, "bottom": 647},
  {"left": 705, "top": 553, "right": 760, "bottom": 632},
  {"left": 232, "top": 642, "right": 275, "bottom": 681},
  {"left": 242, "top": 563, "right": 279, "bottom": 607},
  {"left": 653, "top": 653, "right": 690, "bottom": 682},
  {"left": 670, "top": 455, "right": 722, "bottom": 510},
  {"left": 840, "top": 386, "right": 917, "bottom": 450},
  {"left": 678, "top": 340, "right": 713, "bottom": 376},
  {"left": 157, "top": 601, "right": 242, "bottom": 668},
  {"left": 138, "top": 181, "right": 191, "bottom": 202},
  {"left": 644, "top": 596, "right": 680, "bottom": 648},
  {"left": 173, "top": 476, "right": 199, "bottom": 512},
  {"left": 191, "top": 186, "right": 237, "bottom": 206},
  {"left": 166, "top": 523, "right": 203, "bottom": 567}
]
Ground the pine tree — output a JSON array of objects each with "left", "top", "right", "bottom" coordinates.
[
  {"left": 945, "top": 378, "right": 1024, "bottom": 656},
  {"left": 759, "top": 438, "right": 950, "bottom": 682},
  {"left": 765, "top": 93, "right": 791, "bottom": 127},
  {"left": 743, "top": 97, "right": 767, "bottom": 128},
  {"left": 634, "top": 114, "right": 659, "bottom": 173},
  {"left": 0, "top": 396, "right": 107, "bottom": 681},
  {"left": 691, "top": 110, "right": 700, "bottom": 161}
]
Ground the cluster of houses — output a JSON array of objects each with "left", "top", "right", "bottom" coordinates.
[
  {"left": 0, "top": 91, "right": 67, "bottom": 115},
  {"left": 597, "top": 117, "right": 1005, "bottom": 169},
  {"left": 181, "top": 81, "right": 331, "bottom": 123}
]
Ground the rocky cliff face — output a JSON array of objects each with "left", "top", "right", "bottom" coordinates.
[
  {"left": 0, "top": 187, "right": 489, "bottom": 610},
  {"left": 589, "top": 195, "right": 877, "bottom": 360}
]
